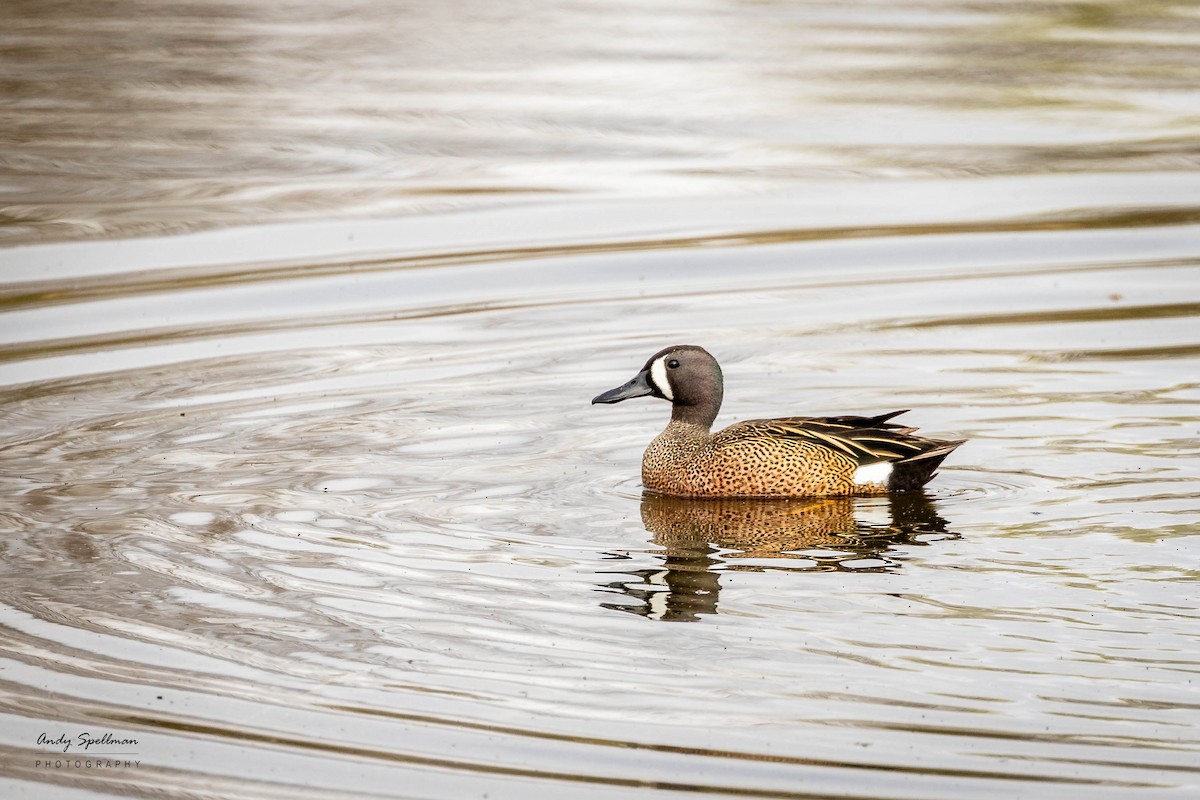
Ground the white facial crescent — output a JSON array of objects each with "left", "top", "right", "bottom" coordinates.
[{"left": 650, "top": 356, "right": 674, "bottom": 401}]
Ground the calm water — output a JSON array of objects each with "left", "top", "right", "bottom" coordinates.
[{"left": 2, "top": 1, "right": 1200, "bottom": 799}]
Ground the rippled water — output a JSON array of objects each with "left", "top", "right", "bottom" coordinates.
[
  {"left": 3, "top": 1, "right": 1200, "bottom": 798},
  {"left": 5, "top": 0, "right": 1200, "bottom": 243}
]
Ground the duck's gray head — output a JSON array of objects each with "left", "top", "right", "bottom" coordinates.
[{"left": 591, "top": 345, "right": 724, "bottom": 428}]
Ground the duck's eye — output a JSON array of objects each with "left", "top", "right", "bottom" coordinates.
[{"left": 667, "top": 359, "right": 680, "bottom": 369}]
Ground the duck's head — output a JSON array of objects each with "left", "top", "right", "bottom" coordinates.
[{"left": 592, "top": 344, "right": 724, "bottom": 428}]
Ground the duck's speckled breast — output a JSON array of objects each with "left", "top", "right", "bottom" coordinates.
[{"left": 642, "top": 420, "right": 872, "bottom": 498}]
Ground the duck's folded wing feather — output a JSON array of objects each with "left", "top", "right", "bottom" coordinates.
[{"left": 725, "top": 413, "right": 940, "bottom": 466}]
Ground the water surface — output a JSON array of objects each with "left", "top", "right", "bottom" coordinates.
[{"left": 2, "top": 1, "right": 1200, "bottom": 798}]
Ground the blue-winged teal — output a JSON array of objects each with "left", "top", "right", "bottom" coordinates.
[{"left": 592, "top": 345, "right": 965, "bottom": 498}]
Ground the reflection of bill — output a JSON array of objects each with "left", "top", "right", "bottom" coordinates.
[{"left": 599, "top": 492, "right": 954, "bottom": 622}]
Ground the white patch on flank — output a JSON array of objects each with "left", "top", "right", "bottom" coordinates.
[
  {"left": 650, "top": 357, "right": 674, "bottom": 400},
  {"left": 853, "top": 461, "right": 893, "bottom": 487}
]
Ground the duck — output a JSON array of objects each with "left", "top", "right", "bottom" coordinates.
[{"left": 592, "top": 345, "right": 965, "bottom": 498}]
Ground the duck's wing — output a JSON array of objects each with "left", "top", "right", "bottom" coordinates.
[
  {"left": 726, "top": 410, "right": 961, "bottom": 467},
  {"left": 785, "top": 409, "right": 916, "bottom": 434}
]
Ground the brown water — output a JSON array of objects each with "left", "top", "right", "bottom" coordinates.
[{"left": 2, "top": 1, "right": 1200, "bottom": 798}]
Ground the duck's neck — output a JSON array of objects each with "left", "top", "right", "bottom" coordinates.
[{"left": 670, "top": 398, "right": 719, "bottom": 429}]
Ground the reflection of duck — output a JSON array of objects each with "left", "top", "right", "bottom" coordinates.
[
  {"left": 600, "top": 492, "right": 953, "bottom": 622},
  {"left": 643, "top": 493, "right": 858, "bottom": 558},
  {"left": 593, "top": 345, "right": 965, "bottom": 497}
]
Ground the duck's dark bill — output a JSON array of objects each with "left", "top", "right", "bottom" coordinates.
[{"left": 592, "top": 370, "right": 654, "bottom": 404}]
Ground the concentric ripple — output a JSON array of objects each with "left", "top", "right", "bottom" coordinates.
[
  {"left": 3, "top": 0, "right": 1200, "bottom": 794},
  {"left": 3, "top": 188, "right": 1200, "bottom": 798}
]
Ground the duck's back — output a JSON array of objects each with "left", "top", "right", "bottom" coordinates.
[{"left": 642, "top": 412, "right": 963, "bottom": 498}]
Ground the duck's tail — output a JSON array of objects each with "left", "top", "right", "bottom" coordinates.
[{"left": 888, "top": 438, "right": 967, "bottom": 491}]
